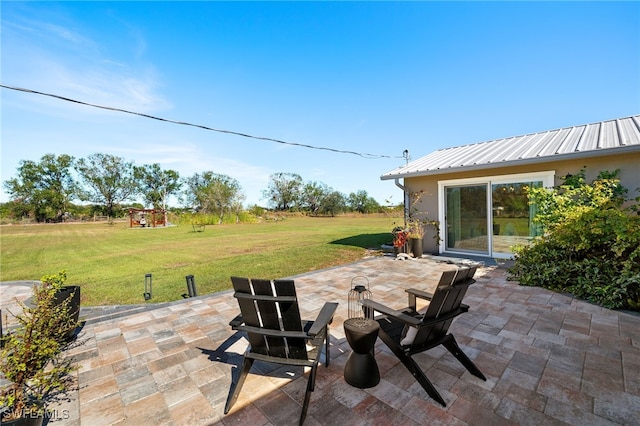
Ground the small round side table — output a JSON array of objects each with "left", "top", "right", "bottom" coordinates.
[{"left": 343, "top": 318, "right": 380, "bottom": 388}]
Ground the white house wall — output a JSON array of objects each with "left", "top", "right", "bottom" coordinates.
[{"left": 403, "top": 151, "right": 640, "bottom": 255}]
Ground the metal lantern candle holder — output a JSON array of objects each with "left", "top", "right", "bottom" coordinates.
[{"left": 348, "top": 276, "right": 373, "bottom": 320}]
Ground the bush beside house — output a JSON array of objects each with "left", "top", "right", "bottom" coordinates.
[{"left": 508, "top": 169, "right": 640, "bottom": 311}]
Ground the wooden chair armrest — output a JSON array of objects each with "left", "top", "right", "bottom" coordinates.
[
  {"left": 405, "top": 288, "right": 434, "bottom": 310},
  {"left": 362, "top": 300, "right": 422, "bottom": 327},
  {"left": 229, "top": 314, "right": 244, "bottom": 329},
  {"left": 307, "top": 302, "right": 339, "bottom": 336},
  {"left": 405, "top": 288, "right": 434, "bottom": 300}
]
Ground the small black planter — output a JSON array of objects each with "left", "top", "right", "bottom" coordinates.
[
  {"left": 53, "top": 285, "right": 81, "bottom": 341},
  {"left": 410, "top": 238, "right": 423, "bottom": 258}
]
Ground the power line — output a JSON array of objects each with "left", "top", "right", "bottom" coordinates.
[{"left": 1, "top": 84, "right": 402, "bottom": 160}]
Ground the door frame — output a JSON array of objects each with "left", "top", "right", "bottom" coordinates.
[{"left": 438, "top": 171, "right": 555, "bottom": 258}]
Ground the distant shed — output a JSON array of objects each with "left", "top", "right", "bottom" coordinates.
[{"left": 128, "top": 208, "right": 166, "bottom": 228}]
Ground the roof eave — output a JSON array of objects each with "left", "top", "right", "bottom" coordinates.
[{"left": 380, "top": 145, "right": 640, "bottom": 181}]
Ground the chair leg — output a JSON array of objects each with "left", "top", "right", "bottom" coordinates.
[
  {"left": 403, "top": 353, "right": 447, "bottom": 407},
  {"left": 224, "top": 356, "right": 254, "bottom": 414},
  {"left": 324, "top": 326, "right": 330, "bottom": 367},
  {"left": 442, "top": 335, "right": 487, "bottom": 381},
  {"left": 299, "top": 365, "right": 317, "bottom": 426},
  {"left": 377, "top": 328, "right": 447, "bottom": 407}
]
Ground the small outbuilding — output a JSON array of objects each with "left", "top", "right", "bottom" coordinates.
[
  {"left": 382, "top": 115, "right": 640, "bottom": 258},
  {"left": 128, "top": 208, "right": 166, "bottom": 228}
]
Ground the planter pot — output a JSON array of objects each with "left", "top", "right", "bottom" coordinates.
[
  {"left": 393, "top": 244, "right": 408, "bottom": 256},
  {"left": 54, "top": 285, "right": 81, "bottom": 341},
  {"left": 1, "top": 414, "right": 44, "bottom": 426},
  {"left": 410, "top": 238, "right": 423, "bottom": 258}
]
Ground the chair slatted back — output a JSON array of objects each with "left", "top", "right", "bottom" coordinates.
[
  {"left": 413, "top": 267, "right": 476, "bottom": 347},
  {"left": 231, "top": 276, "right": 308, "bottom": 360}
]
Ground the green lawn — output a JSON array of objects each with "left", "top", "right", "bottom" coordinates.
[
  {"left": 493, "top": 217, "right": 531, "bottom": 236},
  {"left": 0, "top": 216, "right": 397, "bottom": 306}
]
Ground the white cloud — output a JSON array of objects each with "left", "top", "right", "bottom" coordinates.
[
  {"left": 42, "top": 22, "right": 91, "bottom": 46},
  {"left": 3, "top": 9, "right": 171, "bottom": 118}
]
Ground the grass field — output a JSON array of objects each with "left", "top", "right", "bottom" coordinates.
[{"left": 0, "top": 216, "right": 398, "bottom": 306}]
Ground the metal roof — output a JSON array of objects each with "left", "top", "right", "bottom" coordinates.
[{"left": 381, "top": 115, "right": 640, "bottom": 180}]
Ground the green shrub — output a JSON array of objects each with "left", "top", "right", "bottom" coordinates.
[
  {"left": 172, "top": 211, "right": 259, "bottom": 226},
  {"left": 509, "top": 169, "right": 640, "bottom": 311},
  {"left": 0, "top": 271, "right": 79, "bottom": 421}
]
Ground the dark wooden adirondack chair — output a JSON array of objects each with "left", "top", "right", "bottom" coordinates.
[
  {"left": 225, "top": 277, "right": 338, "bottom": 425},
  {"left": 362, "top": 266, "right": 486, "bottom": 406}
]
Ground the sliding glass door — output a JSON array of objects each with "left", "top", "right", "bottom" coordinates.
[
  {"left": 440, "top": 172, "right": 553, "bottom": 258},
  {"left": 491, "top": 182, "right": 543, "bottom": 255},
  {"left": 445, "top": 185, "right": 488, "bottom": 254}
]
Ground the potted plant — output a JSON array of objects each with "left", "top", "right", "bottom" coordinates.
[
  {"left": 407, "top": 218, "right": 425, "bottom": 257},
  {"left": 0, "top": 271, "right": 80, "bottom": 426},
  {"left": 49, "top": 272, "right": 81, "bottom": 342},
  {"left": 392, "top": 226, "right": 409, "bottom": 256},
  {"left": 404, "top": 190, "right": 442, "bottom": 255}
]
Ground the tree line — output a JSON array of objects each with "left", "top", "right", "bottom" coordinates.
[{"left": 1, "top": 153, "right": 392, "bottom": 223}]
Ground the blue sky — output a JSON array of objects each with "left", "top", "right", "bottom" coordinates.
[{"left": 2, "top": 1, "right": 639, "bottom": 207}]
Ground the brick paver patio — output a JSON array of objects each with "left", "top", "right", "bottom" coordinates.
[{"left": 2, "top": 255, "right": 639, "bottom": 425}]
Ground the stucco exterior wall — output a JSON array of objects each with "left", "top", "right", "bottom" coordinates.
[{"left": 397, "top": 151, "right": 640, "bottom": 254}]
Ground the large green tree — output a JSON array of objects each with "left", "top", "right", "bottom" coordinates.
[
  {"left": 301, "top": 181, "right": 331, "bottom": 215},
  {"left": 133, "top": 163, "right": 181, "bottom": 210},
  {"left": 299, "top": 182, "right": 348, "bottom": 216},
  {"left": 183, "top": 172, "right": 244, "bottom": 223},
  {"left": 347, "top": 190, "right": 381, "bottom": 214},
  {"left": 75, "top": 153, "right": 137, "bottom": 218},
  {"left": 3, "top": 154, "right": 76, "bottom": 222},
  {"left": 263, "top": 172, "right": 303, "bottom": 211},
  {"left": 319, "top": 190, "right": 347, "bottom": 216}
]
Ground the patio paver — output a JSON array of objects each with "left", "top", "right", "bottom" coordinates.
[{"left": 2, "top": 255, "right": 639, "bottom": 425}]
